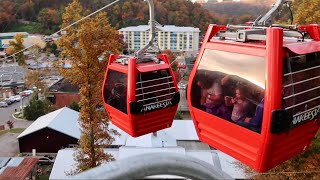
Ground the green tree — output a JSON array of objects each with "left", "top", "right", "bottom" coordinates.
[
  {"left": 69, "top": 101, "right": 80, "bottom": 112},
  {"left": 8, "top": 34, "right": 26, "bottom": 65},
  {"left": 58, "top": 0, "right": 122, "bottom": 173},
  {"left": 23, "top": 98, "right": 50, "bottom": 121}
]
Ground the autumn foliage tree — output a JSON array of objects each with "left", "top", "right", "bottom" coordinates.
[
  {"left": 242, "top": 134, "right": 320, "bottom": 179},
  {"left": 38, "top": 8, "right": 61, "bottom": 31},
  {"left": 293, "top": 0, "right": 320, "bottom": 24},
  {"left": 57, "top": 0, "right": 122, "bottom": 173},
  {"left": 8, "top": 34, "right": 26, "bottom": 65},
  {"left": 0, "top": 0, "right": 16, "bottom": 31}
]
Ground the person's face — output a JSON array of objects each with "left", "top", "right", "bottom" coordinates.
[
  {"left": 235, "top": 89, "right": 243, "bottom": 98},
  {"left": 197, "top": 81, "right": 204, "bottom": 88}
]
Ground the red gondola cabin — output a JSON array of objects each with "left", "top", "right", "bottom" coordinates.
[
  {"left": 187, "top": 24, "right": 320, "bottom": 172},
  {"left": 103, "top": 54, "right": 180, "bottom": 137}
]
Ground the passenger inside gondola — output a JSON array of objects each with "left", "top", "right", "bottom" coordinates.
[
  {"left": 104, "top": 70, "right": 128, "bottom": 114},
  {"left": 237, "top": 99, "right": 264, "bottom": 133},
  {"left": 225, "top": 86, "right": 250, "bottom": 122},
  {"left": 192, "top": 69, "right": 264, "bottom": 131},
  {"left": 108, "top": 82, "right": 127, "bottom": 114}
]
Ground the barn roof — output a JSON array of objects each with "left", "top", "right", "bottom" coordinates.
[
  {"left": 17, "top": 107, "right": 80, "bottom": 139},
  {"left": 0, "top": 157, "right": 38, "bottom": 180}
]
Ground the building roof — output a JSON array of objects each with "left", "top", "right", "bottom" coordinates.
[
  {"left": 1, "top": 35, "right": 46, "bottom": 49},
  {"left": 0, "top": 32, "right": 29, "bottom": 38},
  {"left": 119, "top": 25, "right": 200, "bottom": 33},
  {"left": 17, "top": 107, "right": 81, "bottom": 139},
  {"left": 0, "top": 158, "right": 10, "bottom": 169},
  {"left": 49, "top": 146, "right": 247, "bottom": 180},
  {"left": 0, "top": 157, "right": 38, "bottom": 180}
]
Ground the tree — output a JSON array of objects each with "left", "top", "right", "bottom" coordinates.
[
  {"left": 69, "top": 101, "right": 80, "bottom": 112},
  {"left": 20, "top": 0, "right": 36, "bottom": 21},
  {"left": 25, "top": 45, "right": 47, "bottom": 92},
  {"left": 58, "top": 0, "right": 122, "bottom": 173},
  {"left": 38, "top": 8, "right": 61, "bottom": 31},
  {"left": 293, "top": 0, "right": 320, "bottom": 24},
  {"left": 162, "top": 50, "right": 181, "bottom": 82},
  {"left": 23, "top": 98, "right": 50, "bottom": 121},
  {"left": 6, "top": 121, "right": 14, "bottom": 130},
  {"left": 0, "top": 0, "right": 16, "bottom": 32},
  {"left": 241, "top": 134, "right": 320, "bottom": 179},
  {"left": 8, "top": 34, "right": 26, "bottom": 65}
]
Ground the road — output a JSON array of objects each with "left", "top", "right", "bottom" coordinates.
[{"left": 0, "top": 96, "right": 32, "bottom": 128}]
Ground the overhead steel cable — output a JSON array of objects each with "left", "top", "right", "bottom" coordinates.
[{"left": 0, "top": 0, "right": 121, "bottom": 63}]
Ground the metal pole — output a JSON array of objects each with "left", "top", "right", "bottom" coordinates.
[
  {"left": 255, "top": 0, "right": 285, "bottom": 26},
  {"left": 69, "top": 153, "right": 234, "bottom": 180},
  {"left": 135, "top": 0, "right": 156, "bottom": 61}
]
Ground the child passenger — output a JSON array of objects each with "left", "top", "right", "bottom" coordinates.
[{"left": 225, "top": 86, "right": 250, "bottom": 122}]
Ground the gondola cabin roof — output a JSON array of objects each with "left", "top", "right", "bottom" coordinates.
[{"left": 108, "top": 56, "right": 170, "bottom": 72}]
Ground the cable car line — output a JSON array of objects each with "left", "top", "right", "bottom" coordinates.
[{"left": 0, "top": 0, "right": 121, "bottom": 63}]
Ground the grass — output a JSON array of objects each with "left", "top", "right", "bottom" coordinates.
[
  {"left": 37, "top": 175, "right": 49, "bottom": 180},
  {"left": 0, "top": 128, "right": 25, "bottom": 136},
  {"left": 6, "top": 22, "right": 56, "bottom": 35}
]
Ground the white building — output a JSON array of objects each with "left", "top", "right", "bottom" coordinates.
[
  {"left": 49, "top": 119, "right": 247, "bottom": 179},
  {"left": 119, "top": 25, "right": 200, "bottom": 54}
]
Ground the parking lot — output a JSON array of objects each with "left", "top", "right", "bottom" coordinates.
[{"left": 0, "top": 95, "right": 31, "bottom": 127}]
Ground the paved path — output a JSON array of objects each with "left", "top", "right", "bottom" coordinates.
[
  {"left": 0, "top": 133, "right": 19, "bottom": 156},
  {"left": 0, "top": 96, "right": 31, "bottom": 128}
]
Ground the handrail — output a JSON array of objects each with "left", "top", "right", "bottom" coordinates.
[
  {"left": 137, "top": 92, "right": 176, "bottom": 102},
  {"left": 136, "top": 87, "right": 176, "bottom": 97},
  {"left": 136, "top": 81, "right": 174, "bottom": 90},
  {"left": 136, "top": 76, "right": 172, "bottom": 84},
  {"left": 69, "top": 153, "right": 234, "bottom": 180}
]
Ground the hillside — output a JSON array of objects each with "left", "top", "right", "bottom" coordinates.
[{"left": 0, "top": 0, "right": 215, "bottom": 34}]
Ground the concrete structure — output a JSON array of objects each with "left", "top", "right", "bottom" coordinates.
[
  {"left": 49, "top": 119, "right": 247, "bottom": 179},
  {"left": 17, "top": 107, "right": 80, "bottom": 153},
  {"left": 119, "top": 25, "right": 200, "bottom": 55}
]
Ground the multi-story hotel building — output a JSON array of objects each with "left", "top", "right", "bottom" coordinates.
[{"left": 119, "top": 25, "right": 200, "bottom": 54}]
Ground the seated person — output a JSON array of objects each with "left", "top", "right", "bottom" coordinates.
[
  {"left": 225, "top": 86, "right": 250, "bottom": 122},
  {"left": 107, "top": 82, "right": 127, "bottom": 114},
  {"left": 203, "top": 79, "right": 223, "bottom": 110},
  {"left": 237, "top": 99, "right": 264, "bottom": 133}
]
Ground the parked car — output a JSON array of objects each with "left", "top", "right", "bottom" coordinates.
[
  {"left": 0, "top": 102, "right": 8, "bottom": 108},
  {"left": 11, "top": 95, "right": 22, "bottom": 102},
  {"left": 38, "top": 156, "right": 54, "bottom": 165},
  {"left": 19, "top": 91, "right": 28, "bottom": 97},
  {"left": 4, "top": 99, "right": 13, "bottom": 105},
  {"left": 5, "top": 96, "right": 16, "bottom": 103},
  {"left": 25, "top": 90, "right": 34, "bottom": 94}
]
